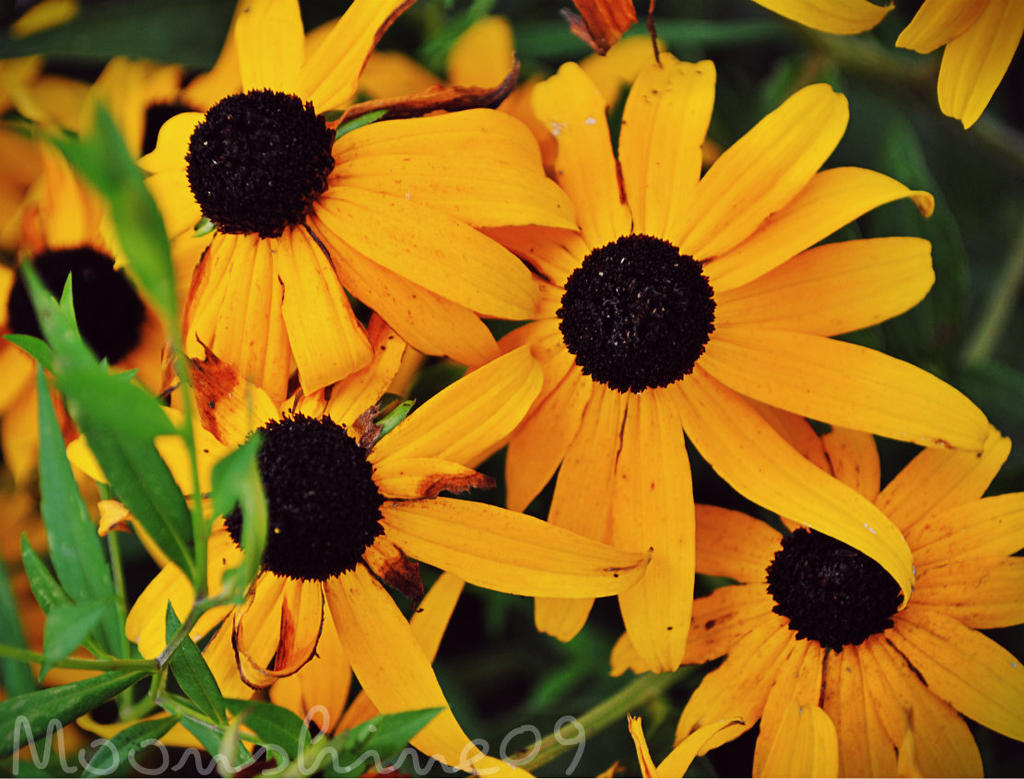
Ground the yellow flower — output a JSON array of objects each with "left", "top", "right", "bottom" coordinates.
[
  {"left": 74, "top": 318, "right": 647, "bottom": 775},
  {"left": 493, "top": 56, "right": 992, "bottom": 673},
  {"left": 141, "top": 0, "right": 574, "bottom": 403},
  {"left": 895, "top": 0, "right": 1024, "bottom": 128},
  {"left": 747, "top": 0, "right": 893, "bottom": 35},
  {"left": 0, "top": 148, "right": 165, "bottom": 483},
  {"left": 613, "top": 415, "right": 1024, "bottom": 776}
]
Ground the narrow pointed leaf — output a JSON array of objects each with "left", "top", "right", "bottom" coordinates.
[
  {"left": 165, "top": 606, "right": 227, "bottom": 726},
  {"left": 82, "top": 716, "right": 180, "bottom": 778}
]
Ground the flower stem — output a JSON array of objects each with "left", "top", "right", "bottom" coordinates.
[
  {"left": 0, "top": 643, "right": 158, "bottom": 672},
  {"left": 516, "top": 667, "right": 693, "bottom": 773},
  {"left": 963, "top": 219, "right": 1024, "bottom": 364}
]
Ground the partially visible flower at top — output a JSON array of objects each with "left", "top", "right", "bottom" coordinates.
[
  {"left": 142, "top": 0, "right": 574, "bottom": 404},
  {"left": 747, "top": 0, "right": 893, "bottom": 35},
  {"left": 0, "top": 148, "right": 164, "bottom": 483},
  {"left": 490, "top": 56, "right": 992, "bottom": 673},
  {"left": 563, "top": 0, "right": 638, "bottom": 54},
  {"left": 613, "top": 414, "right": 1024, "bottom": 776},
  {"left": 8, "top": 0, "right": 78, "bottom": 38},
  {"left": 895, "top": 0, "right": 1024, "bottom": 128},
  {"left": 70, "top": 317, "right": 648, "bottom": 775}
]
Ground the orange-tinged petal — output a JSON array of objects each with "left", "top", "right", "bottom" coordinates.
[
  {"left": 381, "top": 498, "right": 647, "bottom": 597},
  {"left": 753, "top": 640, "right": 828, "bottom": 776},
  {"left": 913, "top": 557, "right": 1024, "bottom": 628},
  {"left": 694, "top": 505, "right": 779, "bottom": 583},
  {"left": 936, "top": 0, "right": 1024, "bottom": 128},
  {"left": 325, "top": 565, "right": 526, "bottom": 775},
  {"left": 532, "top": 62, "right": 632, "bottom": 248},
  {"left": 318, "top": 187, "right": 539, "bottom": 319},
  {"left": 676, "top": 84, "right": 848, "bottom": 260},
  {"left": 485, "top": 224, "right": 586, "bottom": 289},
  {"left": 823, "top": 645, "right": 897, "bottom": 777},
  {"left": 371, "top": 346, "right": 541, "bottom": 468},
  {"left": 446, "top": 16, "right": 514, "bottom": 87},
  {"left": 702, "top": 327, "right": 990, "bottom": 451},
  {"left": 373, "top": 458, "right": 491, "bottom": 500},
  {"left": 613, "top": 392, "right": 693, "bottom": 672},
  {"left": 908, "top": 493, "right": 1024, "bottom": 567},
  {"left": 506, "top": 364, "right": 591, "bottom": 512},
  {"left": 276, "top": 227, "right": 372, "bottom": 394},
  {"left": 190, "top": 350, "right": 279, "bottom": 447},
  {"left": 233, "top": 574, "right": 287, "bottom": 686},
  {"left": 716, "top": 237, "right": 933, "bottom": 336},
  {"left": 705, "top": 167, "right": 933, "bottom": 292},
  {"left": 324, "top": 235, "right": 498, "bottom": 367},
  {"left": 204, "top": 622, "right": 258, "bottom": 702},
  {"left": 896, "top": 0, "right": 987, "bottom": 53},
  {"left": 628, "top": 714, "right": 659, "bottom": 779},
  {"left": 750, "top": 0, "right": 892, "bottom": 34},
  {"left": 683, "top": 584, "right": 777, "bottom": 665},
  {"left": 859, "top": 637, "right": 983, "bottom": 777},
  {"left": 234, "top": 0, "right": 302, "bottom": 94},
  {"left": 323, "top": 316, "right": 405, "bottom": 427},
  {"left": 619, "top": 56, "right": 715, "bottom": 239},
  {"left": 670, "top": 369, "right": 915, "bottom": 599},
  {"left": 822, "top": 427, "right": 881, "bottom": 501},
  {"left": 0, "top": 343, "right": 34, "bottom": 413},
  {"left": 675, "top": 616, "right": 792, "bottom": 751},
  {"left": 301, "top": 0, "right": 414, "bottom": 112},
  {"left": 334, "top": 109, "right": 575, "bottom": 231},
  {"left": 874, "top": 428, "right": 1010, "bottom": 533},
  {"left": 565, "top": 0, "right": 637, "bottom": 53},
  {"left": 890, "top": 605, "right": 1024, "bottom": 741},
  {"left": 535, "top": 385, "right": 625, "bottom": 641}
]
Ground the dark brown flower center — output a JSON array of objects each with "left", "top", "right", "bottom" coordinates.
[
  {"left": 557, "top": 234, "right": 715, "bottom": 394},
  {"left": 186, "top": 90, "right": 334, "bottom": 238},
  {"left": 225, "top": 414, "right": 385, "bottom": 581}
]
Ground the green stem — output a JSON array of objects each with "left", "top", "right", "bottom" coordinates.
[
  {"left": 963, "top": 220, "right": 1024, "bottom": 364},
  {"left": 517, "top": 668, "right": 693, "bottom": 772},
  {"left": 0, "top": 643, "right": 157, "bottom": 672}
]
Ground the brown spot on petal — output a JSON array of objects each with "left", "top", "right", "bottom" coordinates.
[
  {"left": 363, "top": 537, "right": 424, "bottom": 605},
  {"left": 417, "top": 470, "right": 495, "bottom": 499},
  {"left": 189, "top": 346, "right": 241, "bottom": 442},
  {"left": 352, "top": 404, "right": 383, "bottom": 450}
]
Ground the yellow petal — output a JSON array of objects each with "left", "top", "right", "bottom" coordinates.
[
  {"left": 325, "top": 566, "right": 526, "bottom": 775},
  {"left": 874, "top": 428, "right": 1009, "bottom": 533},
  {"left": 334, "top": 109, "right": 575, "bottom": 231},
  {"left": 659, "top": 718, "right": 744, "bottom": 778},
  {"left": 908, "top": 493, "right": 1024, "bottom": 567},
  {"left": 359, "top": 51, "right": 441, "bottom": 99},
  {"left": 716, "top": 237, "right": 933, "bottom": 336},
  {"left": 484, "top": 224, "right": 586, "bottom": 289},
  {"left": 619, "top": 56, "right": 715, "bottom": 239},
  {"left": 704, "top": 166, "right": 933, "bottom": 292},
  {"left": 750, "top": 0, "right": 892, "bottom": 34},
  {"left": 676, "top": 84, "right": 848, "bottom": 259},
  {"left": 580, "top": 34, "right": 663, "bottom": 107},
  {"left": 610, "top": 632, "right": 647, "bottom": 676},
  {"left": 613, "top": 392, "right": 694, "bottom": 672},
  {"left": 759, "top": 703, "right": 838, "bottom": 778},
  {"left": 702, "top": 327, "right": 990, "bottom": 451},
  {"left": 381, "top": 497, "right": 647, "bottom": 597},
  {"left": 0, "top": 344, "right": 34, "bottom": 413},
  {"left": 895, "top": 0, "right": 987, "bottom": 53},
  {"left": 324, "top": 316, "right": 406, "bottom": 426},
  {"left": 670, "top": 368, "right": 915, "bottom": 600},
  {"left": 301, "top": 0, "right": 414, "bottom": 112},
  {"left": 913, "top": 557, "right": 1024, "bottom": 629},
  {"left": 446, "top": 16, "right": 515, "bottom": 88},
  {"left": 532, "top": 62, "right": 632, "bottom": 248},
  {"left": 684, "top": 584, "right": 777, "bottom": 665},
  {"left": 189, "top": 350, "right": 279, "bottom": 447},
  {"left": 890, "top": 606, "right": 1024, "bottom": 741},
  {"left": 318, "top": 187, "right": 539, "bottom": 319},
  {"left": 694, "top": 505, "right": 780, "bottom": 583},
  {"left": 506, "top": 364, "right": 591, "bottom": 512},
  {"left": 373, "top": 457, "right": 491, "bottom": 500},
  {"left": 936, "top": 0, "right": 1024, "bottom": 128},
  {"left": 821, "top": 427, "right": 881, "bottom": 501},
  {"left": 146, "top": 169, "right": 201, "bottom": 239},
  {"left": 371, "top": 346, "right": 541, "bottom": 468},
  {"left": 235, "top": 0, "right": 303, "bottom": 94},
  {"left": 323, "top": 235, "right": 498, "bottom": 367},
  {"left": 627, "top": 715, "right": 659, "bottom": 778}
]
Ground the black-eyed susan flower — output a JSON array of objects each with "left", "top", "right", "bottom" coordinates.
[
  {"left": 0, "top": 148, "right": 164, "bottom": 483},
  {"left": 895, "top": 0, "right": 1023, "bottom": 129},
  {"left": 491, "top": 56, "right": 992, "bottom": 673},
  {"left": 613, "top": 415, "right": 1024, "bottom": 777},
  {"left": 141, "top": 0, "right": 574, "bottom": 404},
  {"left": 71, "top": 318, "right": 648, "bottom": 774}
]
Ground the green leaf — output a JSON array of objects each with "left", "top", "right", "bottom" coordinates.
[
  {"left": 193, "top": 216, "right": 215, "bottom": 237},
  {"left": 376, "top": 400, "right": 415, "bottom": 439},
  {"left": 334, "top": 109, "right": 388, "bottom": 140},
  {"left": 164, "top": 606, "right": 227, "bottom": 726},
  {"left": 20, "top": 537, "right": 73, "bottom": 614},
  {"left": 323, "top": 709, "right": 441, "bottom": 778},
  {"left": 82, "top": 715, "right": 179, "bottom": 778},
  {"left": 51, "top": 105, "right": 178, "bottom": 324},
  {"left": 60, "top": 366, "right": 176, "bottom": 440},
  {"left": 224, "top": 699, "right": 309, "bottom": 763},
  {"left": 179, "top": 716, "right": 251, "bottom": 769},
  {"left": 40, "top": 601, "right": 110, "bottom": 682},
  {"left": 35, "top": 365, "right": 121, "bottom": 654},
  {"left": 212, "top": 436, "right": 267, "bottom": 600},
  {"left": 2, "top": 334, "right": 53, "bottom": 371},
  {"left": 0, "top": 671, "right": 148, "bottom": 758},
  {"left": 0, "top": 557, "right": 35, "bottom": 697}
]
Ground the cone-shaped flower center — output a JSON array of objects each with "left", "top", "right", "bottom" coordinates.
[
  {"left": 142, "top": 101, "right": 196, "bottom": 156},
  {"left": 557, "top": 234, "right": 715, "bottom": 393},
  {"left": 186, "top": 90, "right": 334, "bottom": 238},
  {"left": 7, "top": 248, "right": 146, "bottom": 364},
  {"left": 225, "top": 414, "right": 385, "bottom": 581},
  {"left": 766, "top": 528, "right": 902, "bottom": 652}
]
